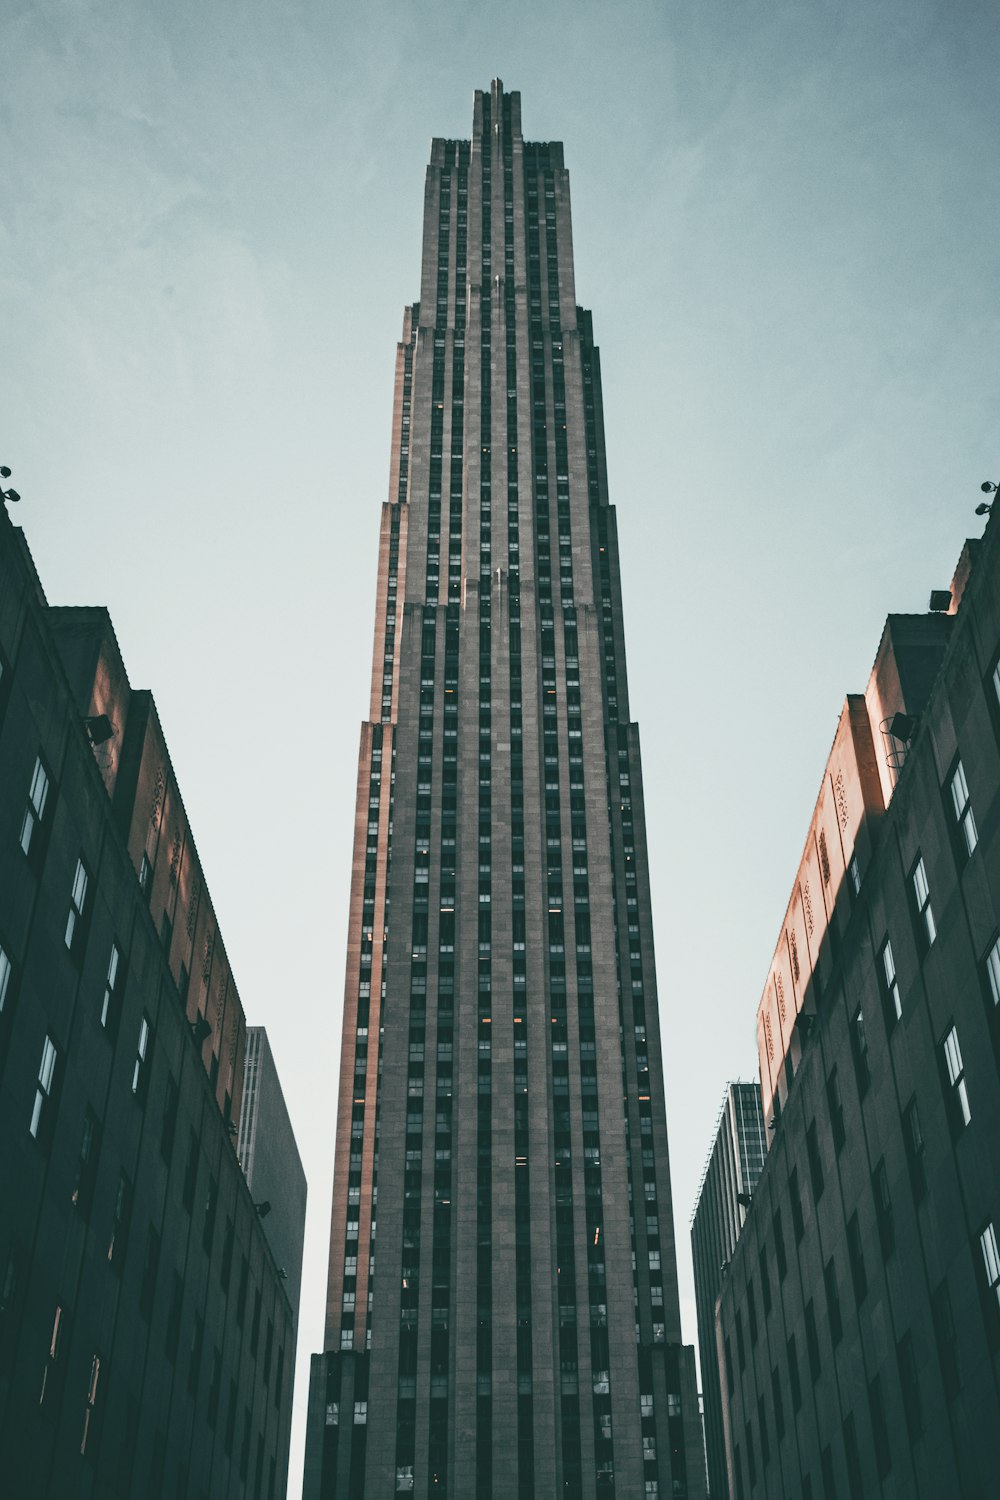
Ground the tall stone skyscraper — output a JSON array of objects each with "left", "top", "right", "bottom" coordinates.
[{"left": 304, "top": 81, "right": 704, "bottom": 1500}]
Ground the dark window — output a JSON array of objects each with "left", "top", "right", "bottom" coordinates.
[
  {"left": 771, "top": 1365, "right": 785, "bottom": 1442},
  {"left": 850, "top": 1006, "right": 870, "bottom": 1096},
  {"left": 789, "top": 1168, "right": 804, "bottom": 1244},
  {"left": 847, "top": 1214, "right": 867, "bottom": 1304},
  {"left": 824, "top": 1258, "right": 842, "bottom": 1346},
  {"left": 806, "top": 1121, "right": 824, "bottom": 1202},
  {"left": 805, "top": 1299, "right": 821, "bottom": 1381},
  {"left": 139, "top": 1227, "right": 160, "bottom": 1320},
  {"left": 39, "top": 1302, "right": 68, "bottom": 1411},
  {"left": 165, "top": 1272, "right": 182, "bottom": 1362},
  {"left": 931, "top": 1281, "right": 961, "bottom": 1397},
  {"left": 872, "top": 1159, "right": 894, "bottom": 1260},
  {"left": 843, "top": 1412, "right": 863, "bottom": 1492},
  {"left": 896, "top": 1331, "right": 921, "bottom": 1440},
  {"left": 759, "top": 1249, "right": 771, "bottom": 1315},
  {"left": 757, "top": 1393, "right": 770, "bottom": 1466},
  {"left": 724, "top": 1336, "right": 734, "bottom": 1397},
  {"left": 188, "top": 1313, "right": 204, "bottom": 1397},
  {"left": 735, "top": 1309, "right": 745, "bottom": 1371},
  {"left": 160, "top": 1075, "right": 178, "bottom": 1165},
  {"left": 977, "top": 1220, "right": 1000, "bottom": 1343},
  {"left": 202, "top": 1180, "right": 217, "bottom": 1255},
  {"left": 821, "top": 1445, "right": 835, "bottom": 1500},
  {"left": 787, "top": 1334, "right": 802, "bottom": 1411},
  {"left": 107, "top": 1173, "right": 132, "bottom": 1270},
  {"left": 207, "top": 1348, "right": 222, "bottom": 1427},
  {"left": 72, "top": 1108, "right": 100, "bottom": 1217},
  {"left": 869, "top": 1374, "right": 891, "bottom": 1476},
  {"left": 902, "top": 1096, "right": 926, "bottom": 1202},
  {"left": 746, "top": 1279, "right": 757, "bottom": 1344},
  {"left": 773, "top": 1210, "right": 787, "bottom": 1281},
  {"left": 182, "top": 1130, "right": 198, "bottom": 1211},
  {"left": 826, "top": 1066, "right": 845, "bottom": 1154}
]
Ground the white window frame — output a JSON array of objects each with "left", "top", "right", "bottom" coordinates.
[
  {"left": 20, "top": 757, "right": 49, "bottom": 856},
  {"left": 30, "top": 1035, "right": 59, "bottom": 1139},
  {"left": 65, "top": 859, "right": 88, "bottom": 950},
  {"left": 949, "top": 760, "right": 978, "bottom": 857},
  {"left": 912, "top": 857, "right": 936, "bottom": 947},
  {"left": 943, "top": 1025, "right": 971, "bottom": 1128},
  {"left": 881, "top": 939, "right": 902, "bottom": 1022}
]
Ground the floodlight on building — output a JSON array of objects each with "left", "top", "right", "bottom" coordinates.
[
  {"left": 191, "top": 1015, "right": 212, "bottom": 1047},
  {"left": 928, "top": 590, "right": 952, "bottom": 612},
  {"left": 1, "top": 466, "right": 20, "bottom": 504},
  {"left": 84, "top": 714, "right": 115, "bottom": 745},
  {"left": 888, "top": 712, "right": 917, "bottom": 743},
  {"left": 255, "top": 1201, "right": 272, "bottom": 1219}
]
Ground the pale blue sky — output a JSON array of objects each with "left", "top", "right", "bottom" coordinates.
[{"left": 4, "top": 0, "right": 999, "bottom": 1489}]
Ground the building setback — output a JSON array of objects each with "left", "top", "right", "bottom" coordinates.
[
  {"left": 304, "top": 80, "right": 704, "bottom": 1499},
  {"left": 712, "top": 513, "right": 1000, "bottom": 1499},
  {"left": 238, "top": 1027, "right": 308, "bottom": 1328},
  {"left": 690, "top": 1083, "right": 767, "bottom": 1500},
  {"left": 0, "top": 504, "right": 300, "bottom": 1499}
]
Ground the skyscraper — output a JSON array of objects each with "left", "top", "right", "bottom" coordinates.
[{"left": 304, "top": 81, "right": 704, "bottom": 1499}]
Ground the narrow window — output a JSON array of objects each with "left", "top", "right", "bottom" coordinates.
[
  {"left": 806, "top": 1121, "right": 824, "bottom": 1202},
  {"left": 850, "top": 1006, "right": 870, "bottom": 1096},
  {"left": 949, "top": 759, "right": 978, "bottom": 858},
  {"left": 80, "top": 1352, "right": 102, "bottom": 1455},
  {"left": 30, "top": 1034, "right": 60, "bottom": 1142},
  {"left": 872, "top": 1159, "right": 894, "bottom": 1259},
  {"left": 897, "top": 1332, "right": 922, "bottom": 1439},
  {"left": 931, "top": 1280, "right": 961, "bottom": 1397},
  {"left": 868, "top": 1377, "right": 891, "bottom": 1477},
  {"left": 139, "top": 1227, "right": 160, "bottom": 1319},
  {"left": 805, "top": 1300, "right": 821, "bottom": 1381},
  {"left": 771, "top": 1365, "right": 785, "bottom": 1441},
  {"left": 903, "top": 1097, "right": 927, "bottom": 1202},
  {"left": 847, "top": 1213, "right": 867, "bottom": 1304},
  {"left": 824, "top": 1258, "right": 842, "bottom": 1347},
  {"left": 139, "top": 852, "right": 153, "bottom": 897},
  {"left": 100, "top": 944, "right": 123, "bottom": 1034},
  {"left": 911, "top": 856, "right": 936, "bottom": 951},
  {"left": 787, "top": 1334, "right": 802, "bottom": 1411},
  {"left": 773, "top": 1210, "right": 787, "bottom": 1281},
  {"left": 20, "top": 756, "right": 50, "bottom": 858},
  {"left": 849, "top": 855, "right": 861, "bottom": 897},
  {"left": 941, "top": 1024, "right": 971, "bottom": 1133},
  {"left": 132, "top": 1015, "right": 153, "bottom": 1102},
  {"left": 39, "top": 1303, "right": 66, "bottom": 1408},
  {"left": 826, "top": 1066, "right": 845, "bottom": 1153},
  {"left": 984, "top": 934, "right": 1000, "bottom": 1008},
  {"left": 72, "top": 1108, "right": 100, "bottom": 1216},
  {"left": 979, "top": 1221, "right": 1000, "bottom": 1321},
  {"left": 65, "top": 859, "right": 89, "bottom": 953},
  {"left": 107, "top": 1173, "right": 132, "bottom": 1269},
  {"left": 880, "top": 939, "right": 901, "bottom": 1029},
  {"left": 0, "top": 942, "right": 12, "bottom": 1013}
]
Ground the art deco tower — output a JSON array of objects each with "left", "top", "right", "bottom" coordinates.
[{"left": 304, "top": 82, "right": 704, "bottom": 1500}]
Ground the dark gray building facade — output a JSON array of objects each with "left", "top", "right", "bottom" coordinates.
[
  {"left": 715, "top": 512, "right": 1000, "bottom": 1499},
  {"left": 304, "top": 81, "right": 704, "bottom": 1500},
  {"left": 238, "top": 1027, "right": 307, "bottom": 1328},
  {"left": 690, "top": 1083, "right": 767, "bottom": 1499},
  {"left": 0, "top": 504, "right": 299, "bottom": 1498}
]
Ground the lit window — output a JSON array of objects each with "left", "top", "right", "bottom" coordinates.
[
  {"left": 65, "top": 859, "right": 89, "bottom": 952},
  {"left": 849, "top": 855, "right": 861, "bottom": 896},
  {"left": 39, "top": 1302, "right": 66, "bottom": 1408},
  {"left": 20, "top": 757, "right": 50, "bottom": 856},
  {"left": 984, "top": 936, "right": 1000, "bottom": 1007},
  {"left": 139, "top": 852, "right": 152, "bottom": 896},
  {"left": 100, "top": 945, "right": 122, "bottom": 1031},
  {"left": 912, "top": 857, "right": 936, "bottom": 950},
  {"left": 880, "top": 940, "right": 901, "bottom": 1026},
  {"left": 80, "top": 1353, "right": 102, "bottom": 1455},
  {"left": 30, "top": 1034, "right": 60, "bottom": 1141},
  {"left": 942, "top": 1025, "right": 971, "bottom": 1131},
  {"left": 0, "top": 943, "right": 12, "bottom": 1012},
  {"left": 132, "top": 1015, "right": 152, "bottom": 1101},
  {"left": 353, "top": 1400, "right": 367, "bottom": 1424},
  {"left": 949, "top": 760, "right": 978, "bottom": 857},
  {"left": 980, "top": 1222, "right": 1000, "bottom": 1313}
]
